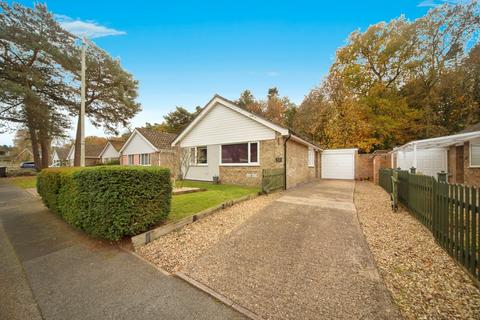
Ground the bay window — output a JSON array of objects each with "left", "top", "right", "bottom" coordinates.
[{"left": 221, "top": 142, "right": 259, "bottom": 165}]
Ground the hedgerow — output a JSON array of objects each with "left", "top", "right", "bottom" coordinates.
[{"left": 37, "top": 166, "right": 171, "bottom": 241}]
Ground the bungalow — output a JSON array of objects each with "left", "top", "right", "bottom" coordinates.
[
  {"left": 391, "top": 123, "right": 480, "bottom": 186},
  {"left": 119, "top": 128, "right": 178, "bottom": 175},
  {"left": 99, "top": 139, "right": 126, "bottom": 164},
  {"left": 171, "top": 94, "right": 322, "bottom": 188},
  {"left": 67, "top": 144, "right": 104, "bottom": 166},
  {"left": 51, "top": 146, "right": 70, "bottom": 167}
]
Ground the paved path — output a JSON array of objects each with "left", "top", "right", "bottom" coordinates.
[
  {"left": 185, "top": 180, "right": 401, "bottom": 320},
  {"left": 0, "top": 182, "right": 246, "bottom": 320}
]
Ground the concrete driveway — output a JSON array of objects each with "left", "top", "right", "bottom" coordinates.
[
  {"left": 0, "top": 181, "right": 246, "bottom": 320},
  {"left": 184, "top": 180, "right": 401, "bottom": 319}
]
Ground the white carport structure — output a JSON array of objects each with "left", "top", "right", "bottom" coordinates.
[{"left": 391, "top": 131, "right": 480, "bottom": 178}]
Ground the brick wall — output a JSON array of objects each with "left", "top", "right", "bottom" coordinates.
[
  {"left": 355, "top": 154, "right": 373, "bottom": 180},
  {"left": 373, "top": 153, "right": 392, "bottom": 184},
  {"left": 219, "top": 137, "right": 284, "bottom": 186},
  {"left": 285, "top": 139, "right": 316, "bottom": 188},
  {"left": 464, "top": 142, "right": 480, "bottom": 186}
]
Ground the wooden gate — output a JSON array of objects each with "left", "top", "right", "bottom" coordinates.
[{"left": 261, "top": 168, "right": 285, "bottom": 193}]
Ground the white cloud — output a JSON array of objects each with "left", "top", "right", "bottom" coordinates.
[{"left": 56, "top": 14, "right": 126, "bottom": 39}]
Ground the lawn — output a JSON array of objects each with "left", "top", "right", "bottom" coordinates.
[
  {"left": 5, "top": 176, "right": 37, "bottom": 189},
  {"left": 170, "top": 180, "right": 259, "bottom": 221}
]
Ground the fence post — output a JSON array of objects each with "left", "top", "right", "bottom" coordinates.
[
  {"left": 410, "top": 167, "right": 416, "bottom": 174},
  {"left": 437, "top": 171, "right": 447, "bottom": 183}
]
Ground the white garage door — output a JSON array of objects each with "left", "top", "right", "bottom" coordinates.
[{"left": 321, "top": 149, "right": 357, "bottom": 180}]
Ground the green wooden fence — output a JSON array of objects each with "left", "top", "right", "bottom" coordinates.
[
  {"left": 379, "top": 169, "right": 480, "bottom": 281},
  {"left": 262, "top": 168, "right": 285, "bottom": 193}
]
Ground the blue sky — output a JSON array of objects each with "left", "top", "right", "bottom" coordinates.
[{"left": 2, "top": 0, "right": 439, "bottom": 145}]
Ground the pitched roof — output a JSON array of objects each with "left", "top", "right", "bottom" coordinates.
[
  {"left": 459, "top": 122, "right": 480, "bottom": 133},
  {"left": 84, "top": 144, "right": 105, "bottom": 158},
  {"left": 172, "top": 94, "right": 322, "bottom": 150},
  {"left": 136, "top": 128, "right": 178, "bottom": 150},
  {"left": 55, "top": 147, "right": 71, "bottom": 160},
  {"left": 108, "top": 139, "right": 126, "bottom": 152}
]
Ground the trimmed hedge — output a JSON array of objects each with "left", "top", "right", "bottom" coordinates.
[{"left": 37, "top": 166, "right": 172, "bottom": 241}]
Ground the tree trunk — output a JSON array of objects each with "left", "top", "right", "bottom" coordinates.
[
  {"left": 27, "top": 126, "right": 41, "bottom": 169},
  {"left": 74, "top": 114, "right": 81, "bottom": 166},
  {"left": 39, "top": 134, "right": 50, "bottom": 169}
]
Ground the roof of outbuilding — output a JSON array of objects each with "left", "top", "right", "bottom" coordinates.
[
  {"left": 84, "top": 144, "right": 105, "bottom": 158},
  {"left": 136, "top": 128, "right": 178, "bottom": 150},
  {"left": 459, "top": 122, "right": 480, "bottom": 133}
]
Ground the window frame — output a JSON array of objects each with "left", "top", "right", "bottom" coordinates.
[
  {"left": 470, "top": 140, "right": 480, "bottom": 168},
  {"left": 189, "top": 146, "right": 208, "bottom": 166},
  {"left": 128, "top": 154, "right": 134, "bottom": 165},
  {"left": 220, "top": 141, "right": 260, "bottom": 166},
  {"left": 139, "top": 153, "right": 151, "bottom": 166},
  {"left": 308, "top": 147, "right": 315, "bottom": 167}
]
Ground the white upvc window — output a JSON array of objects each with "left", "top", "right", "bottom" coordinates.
[
  {"left": 470, "top": 140, "right": 480, "bottom": 167},
  {"left": 128, "top": 154, "right": 134, "bottom": 165},
  {"left": 308, "top": 147, "right": 315, "bottom": 167},
  {"left": 220, "top": 141, "right": 259, "bottom": 166},
  {"left": 189, "top": 146, "right": 208, "bottom": 166},
  {"left": 140, "top": 153, "right": 150, "bottom": 166}
]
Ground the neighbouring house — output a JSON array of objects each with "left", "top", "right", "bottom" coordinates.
[
  {"left": 67, "top": 144, "right": 105, "bottom": 166},
  {"left": 119, "top": 128, "right": 178, "bottom": 175},
  {"left": 51, "top": 146, "right": 70, "bottom": 167},
  {"left": 391, "top": 123, "right": 480, "bottom": 186},
  {"left": 99, "top": 139, "right": 126, "bottom": 164},
  {"left": 171, "top": 94, "right": 322, "bottom": 188}
]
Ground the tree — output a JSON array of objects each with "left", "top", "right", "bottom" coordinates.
[
  {"left": 0, "top": 2, "right": 77, "bottom": 168},
  {"left": 145, "top": 106, "right": 201, "bottom": 134},
  {"left": 73, "top": 43, "right": 141, "bottom": 165},
  {"left": 85, "top": 136, "right": 107, "bottom": 146}
]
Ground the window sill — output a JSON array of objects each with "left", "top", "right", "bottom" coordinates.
[
  {"left": 190, "top": 164, "right": 208, "bottom": 167},
  {"left": 469, "top": 165, "right": 480, "bottom": 168},
  {"left": 220, "top": 163, "right": 260, "bottom": 167}
]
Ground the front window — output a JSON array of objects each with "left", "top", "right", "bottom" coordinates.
[
  {"left": 221, "top": 142, "right": 259, "bottom": 165},
  {"left": 128, "top": 154, "right": 134, "bottom": 165},
  {"left": 471, "top": 141, "right": 480, "bottom": 167},
  {"left": 189, "top": 146, "right": 208, "bottom": 165},
  {"left": 140, "top": 153, "right": 150, "bottom": 165}
]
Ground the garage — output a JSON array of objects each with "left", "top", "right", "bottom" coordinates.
[{"left": 321, "top": 149, "right": 357, "bottom": 180}]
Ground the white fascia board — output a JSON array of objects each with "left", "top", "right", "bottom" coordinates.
[
  {"left": 394, "top": 131, "right": 480, "bottom": 152},
  {"left": 172, "top": 95, "right": 289, "bottom": 146},
  {"left": 289, "top": 134, "right": 323, "bottom": 150},
  {"left": 322, "top": 148, "right": 358, "bottom": 154},
  {"left": 119, "top": 129, "right": 159, "bottom": 153}
]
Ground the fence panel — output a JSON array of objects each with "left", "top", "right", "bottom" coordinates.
[
  {"left": 378, "top": 169, "right": 480, "bottom": 281},
  {"left": 261, "top": 168, "right": 285, "bottom": 193}
]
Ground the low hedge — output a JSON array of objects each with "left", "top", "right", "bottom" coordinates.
[{"left": 37, "top": 166, "right": 172, "bottom": 241}]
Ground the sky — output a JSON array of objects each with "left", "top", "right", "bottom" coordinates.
[{"left": 1, "top": 0, "right": 445, "bottom": 145}]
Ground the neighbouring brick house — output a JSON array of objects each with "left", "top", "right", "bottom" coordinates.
[
  {"left": 171, "top": 94, "right": 321, "bottom": 188},
  {"left": 391, "top": 123, "right": 480, "bottom": 187},
  {"left": 119, "top": 128, "right": 179, "bottom": 176},
  {"left": 67, "top": 144, "right": 104, "bottom": 166}
]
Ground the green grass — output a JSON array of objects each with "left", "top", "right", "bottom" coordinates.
[
  {"left": 5, "top": 176, "right": 37, "bottom": 189},
  {"left": 170, "top": 180, "right": 259, "bottom": 221}
]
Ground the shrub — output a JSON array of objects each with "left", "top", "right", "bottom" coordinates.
[
  {"left": 7, "top": 168, "right": 37, "bottom": 177},
  {"left": 37, "top": 166, "right": 172, "bottom": 241}
]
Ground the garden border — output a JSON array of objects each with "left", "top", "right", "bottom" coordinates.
[{"left": 131, "top": 192, "right": 261, "bottom": 248}]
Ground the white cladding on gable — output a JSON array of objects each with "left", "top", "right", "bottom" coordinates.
[
  {"left": 122, "top": 132, "right": 157, "bottom": 155},
  {"left": 179, "top": 102, "right": 276, "bottom": 147},
  {"left": 101, "top": 143, "right": 120, "bottom": 160}
]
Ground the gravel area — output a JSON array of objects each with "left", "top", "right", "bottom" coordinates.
[
  {"left": 137, "top": 193, "right": 281, "bottom": 273},
  {"left": 355, "top": 181, "right": 480, "bottom": 320}
]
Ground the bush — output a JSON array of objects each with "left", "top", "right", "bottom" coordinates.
[
  {"left": 37, "top": 166, "right": 172, "bottom": 241},
  {"left": 7, "top": 168, "right": 37, "bottom": 177}
]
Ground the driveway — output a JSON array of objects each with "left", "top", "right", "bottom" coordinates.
[
  {"left": 0, "top": 181, "right": 246, "bottom": 320},
  {"left": 184, "top": 180, "right": 401, "bottom": 319}
]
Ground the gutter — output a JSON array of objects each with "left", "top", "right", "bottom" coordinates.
[{"left": 283, "top": 133, "right": 291, "bottom": 190}]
